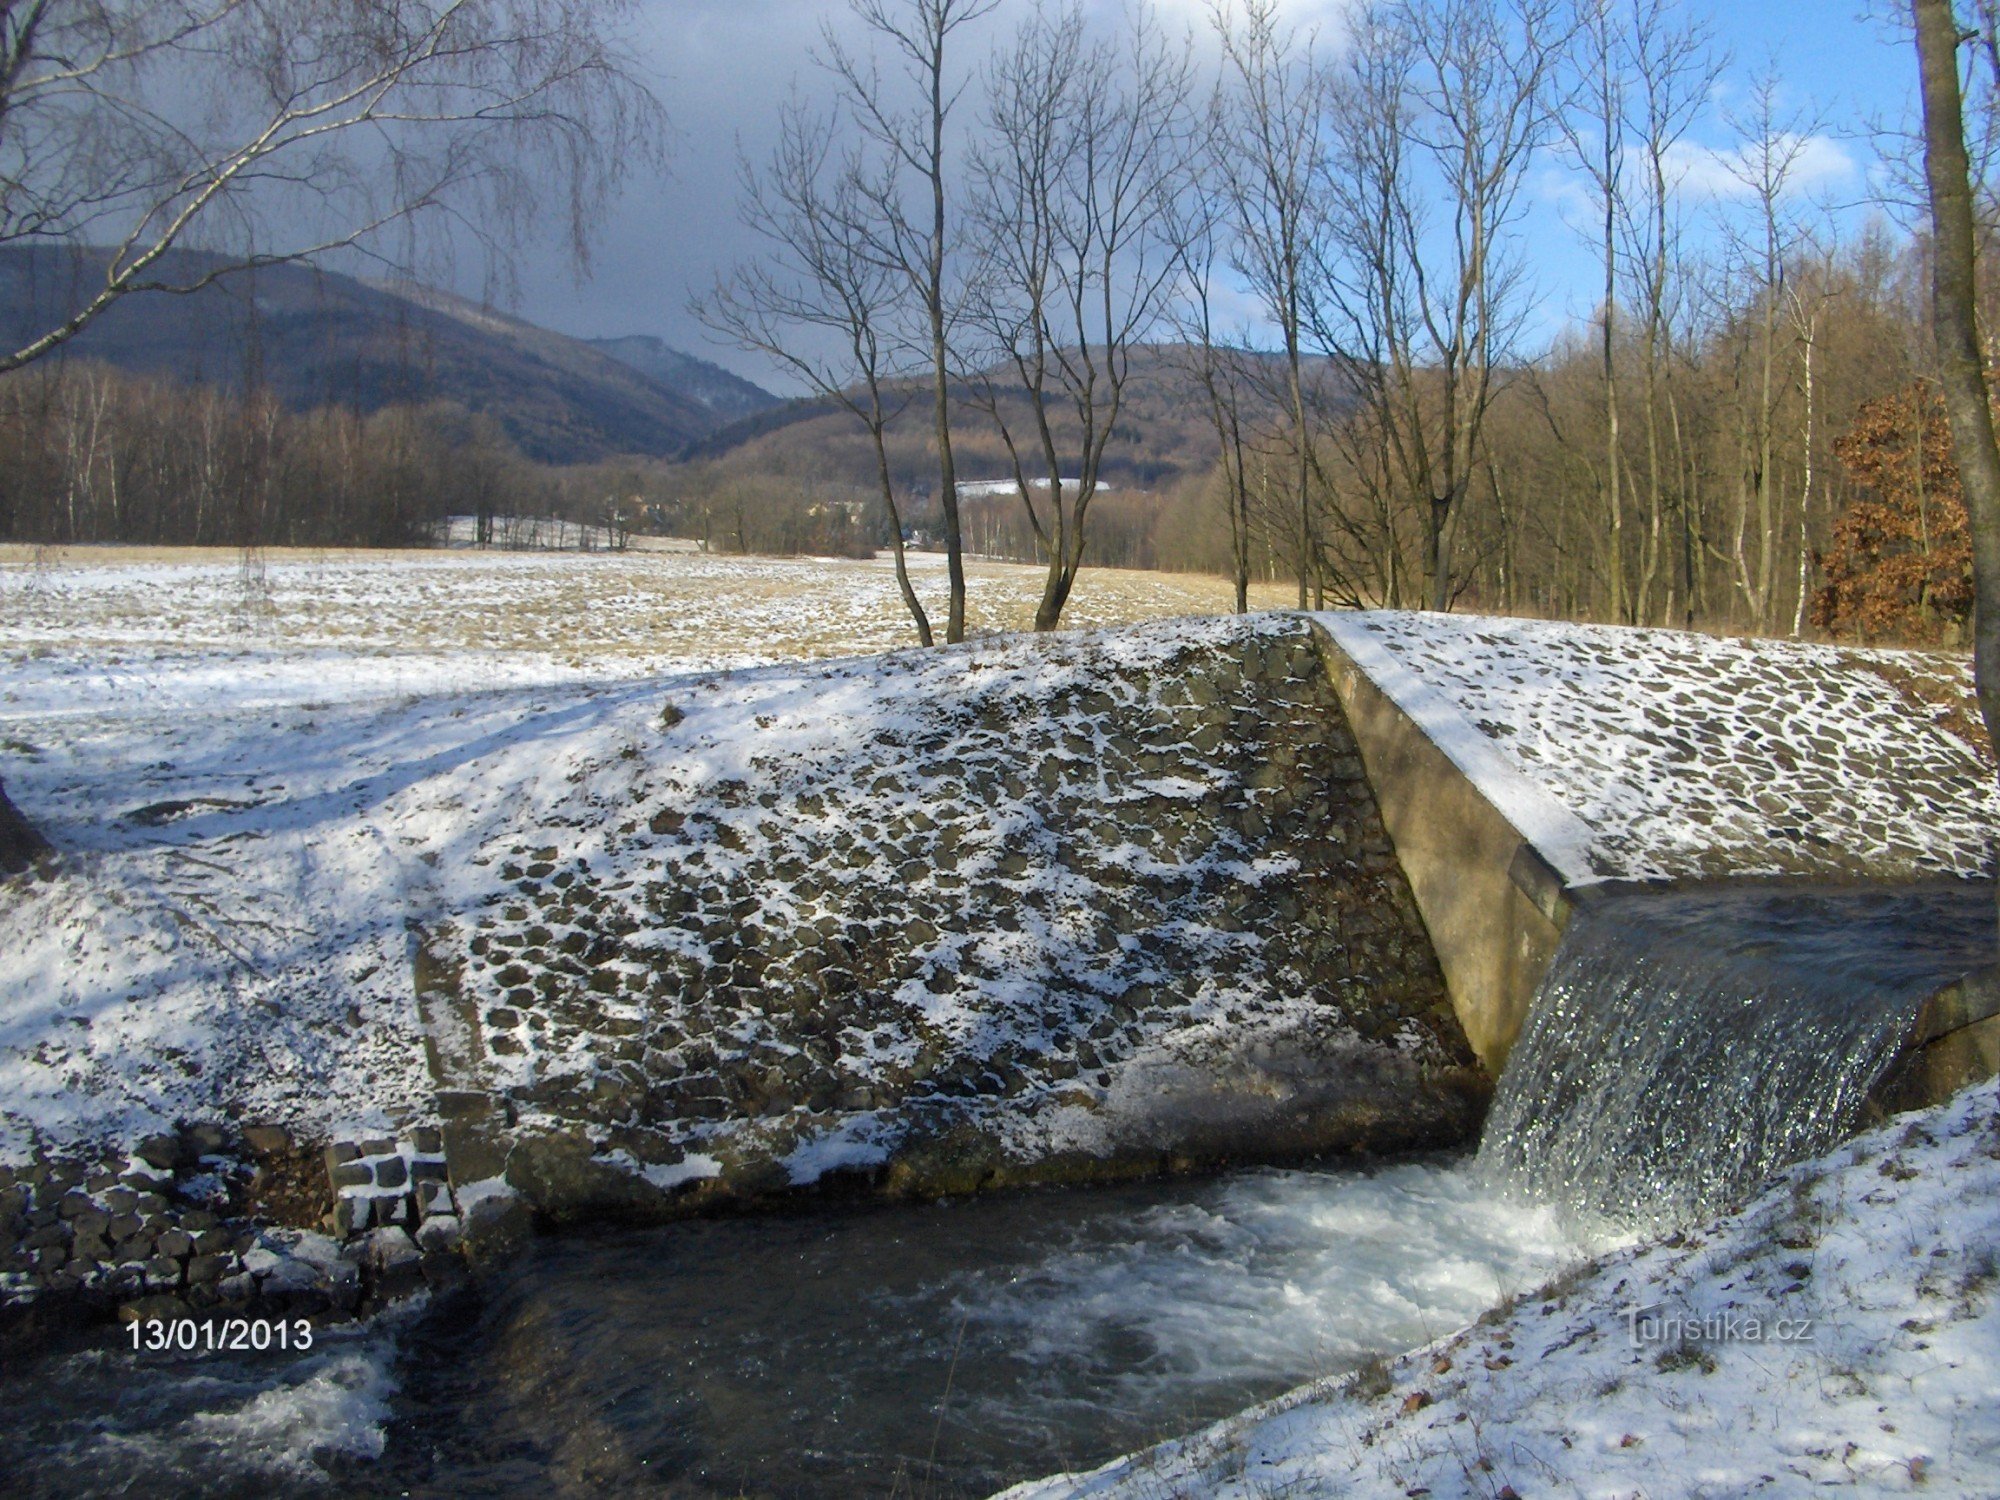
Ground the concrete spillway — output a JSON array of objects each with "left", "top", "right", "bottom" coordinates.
[{"left": 1312, "top": 611, "right": 2000, "bottom": 1151}]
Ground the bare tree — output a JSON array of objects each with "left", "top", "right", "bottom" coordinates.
[
  {"left": 1782, "top": 240, "right": 1841, "bottom": 636},
  {"left": 821, "top": 0, "right": 998, "bottom": 644},
  {"left": 1618, "top": 0, "right": 1721, "bottom": 626},
  {"left": 1163, "top": 168, "right": 1259, "bottom": 612},
  {"left": 1718, "top": 73, "right": 1827, "bottom": 632},
  {"left": 1211, "top": 0, "right": 1328, "bottom": 609},
  {"left": 0, "top": 1, "right": 660, "bottom": 374},
  {"left": 699, "top": 101, "right": 935, "bottom": 646},
  {"left": 0, "top": 0, "right": 661, "bottom": 873},
  {"left": 963, "top": 1, "right": 1194, "bottom": 630},
  {"left": 1912, "top": 0, "right": 2000, "bottom": 788},
  {"left": 1318, "top": 0, "right": 1567, "bottom": 613},
  {"left": 1560, "top": 0, "right": 1630, "bottom": 620}
]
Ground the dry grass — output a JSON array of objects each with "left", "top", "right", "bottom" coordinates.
[{"left": 0, "top": 544, "right": 1298, "bottom": 668}]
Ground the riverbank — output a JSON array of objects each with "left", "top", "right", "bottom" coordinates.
[{"left": 1007, "top": 1075, "right": 2000, "bottom": 1499}]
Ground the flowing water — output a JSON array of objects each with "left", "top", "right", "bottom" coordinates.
[
  {"left": 1, "top": 1159, "right": 1585, "bottom": 1498},
  {"left": 1479, "top": 881, "right": 1997, "bottom": 1228},
  {"left": 7, "top": 879, "right": 1988, "bottom": 1496}
]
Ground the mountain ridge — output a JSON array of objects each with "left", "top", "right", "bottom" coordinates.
[{"left": 0, "top": 246, "right": 779, "bottom": 464}]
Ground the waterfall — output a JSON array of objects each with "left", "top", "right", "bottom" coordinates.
[{"left": 1477, "top": 883, "right": 1996, "bottom": 1229}]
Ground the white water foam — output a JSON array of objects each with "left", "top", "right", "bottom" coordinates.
[
  {"left": 3, "top": 1316, "right": 404, "bottom": 1496},
  {"left": 936, "top": 1160, "right": 1596, "bottom": 1431}
]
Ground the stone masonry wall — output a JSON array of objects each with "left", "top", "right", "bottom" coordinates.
[{"left": 421, "top": 617, "right": 1487, "bottom": 1220}]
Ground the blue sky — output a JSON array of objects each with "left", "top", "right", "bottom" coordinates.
[{"left": 499, "top": 0, "right": 1930, "bottom": 390}]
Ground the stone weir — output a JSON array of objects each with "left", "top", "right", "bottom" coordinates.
[
  {"left": 408, "top": 618, "right": 1489, "bottom": 1227},
  {"left": 1312, "top": 610, "right": 2000, "bottom": 1114}
]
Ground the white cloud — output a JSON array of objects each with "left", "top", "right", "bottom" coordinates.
[{"left": 1654, "top": 131, "right": 1859, "bottom": 202}]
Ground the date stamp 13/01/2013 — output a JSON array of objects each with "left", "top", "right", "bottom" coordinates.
[{"left": 127, "top": 1317, "right": 316, "bottom": 1354}]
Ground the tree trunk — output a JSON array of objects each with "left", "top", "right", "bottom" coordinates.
[
  {"left": 0, "top": 779, "right": 51, "bottom": 877},
  {"left": 1913, "top": 0, "right": 2000, "bottom": 901}
]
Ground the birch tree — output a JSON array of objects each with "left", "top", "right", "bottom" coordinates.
[{"left": 0, "top": 0, "right": 660, "bottom": 374}]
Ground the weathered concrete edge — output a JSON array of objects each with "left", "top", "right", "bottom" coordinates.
[
  {"left": 1870, "top": 963, "right": 2000, "bottom": 1118},
  {"left": 1309, "top": 620, "right": 1572, "bottom": 1075},
  {"left": 1313, "top": 613, "right": 1600, "bottom": 887}
]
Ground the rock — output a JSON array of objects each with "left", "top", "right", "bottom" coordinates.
[
  {"left": 135, "top": 1135, "right": 186, "bottom": 1171},
  {"left": 217, "top": 1271, "right": 258, "bottom": 1302},
  {"left": 70, "top": 1233, "right": 109, "bottom": 1264},
  {"left": 363, "top": 1226, "right": 424, "bottom": 1299},
  {"left": 243, "top": 1124, "right": 294, "bottom": 1158},
  {"left": 362, "top": 1226, "right": 421, "bottom": 1272},
  {"left": 414, "top": 1214, "right": 463, "bottom": 1254},
  {"left": 154, "top": 1228, "right": 194, "bottom": 1258},
  {"left": 373, "top": 1156, "right": 409, "bottom": 1189},
  {"left": 187, "top": 1253, "right": 233, "bottom": 1284},
  {"left": 458, "top": 1179, "right": 532, "bottom": 1259},
  {"left": 330, "top": 1161, "right": 373, "bottom": 1189},
  {"left": 323, "top": 1142, "right": 360, "bottom": 1171},
  {"left": 142, "top": 1256, "right": 183, "bottom": 1291}
]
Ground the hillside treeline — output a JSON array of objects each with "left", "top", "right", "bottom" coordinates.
[
  {"left": 0, "top": 363, "right": 659, "bottom": 549},
  {"left": 693, "top": 0, "right": 1997, "bottom": 646},
  {"left": 1232, "top": 227, "right": 1963, "bottom": 639}
]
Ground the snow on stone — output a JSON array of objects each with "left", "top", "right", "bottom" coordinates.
[
  {"left": 1322, "top": 610, "right": 2000, "bottom": 884},
  {"left": 1005, "top": 1077, "right": 2000, "bottom": 1499},
  {"left": 433, "top": 612, "right": 1467, "bottom": 1197},
  {"left": 0, "top": 549, "right": 1287, "bottom": 1163}
]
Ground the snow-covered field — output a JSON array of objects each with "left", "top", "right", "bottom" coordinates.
[
  {"left": 2, "top": 544, "right": 1291, "bottom": 719},
  {"left": 6, "top": 552, "right": 1997, "bottom": 1498},
  {"left": 1007, "top": 1079, "right": 2000, "bottom": 1499},
  {"left": 0, "top": 546, "right": 1292, "bottom": 1161}
]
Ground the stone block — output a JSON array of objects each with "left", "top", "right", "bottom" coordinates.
[
  {"left": 414, "top": 1179, "right": 454, "bottom": 1220},
  {"left": 323, "top": 1141, "right": 360, "bottom": 1170},
  {"left": 332, "top": 1196, "right": 372, "bottom": 1238}
]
